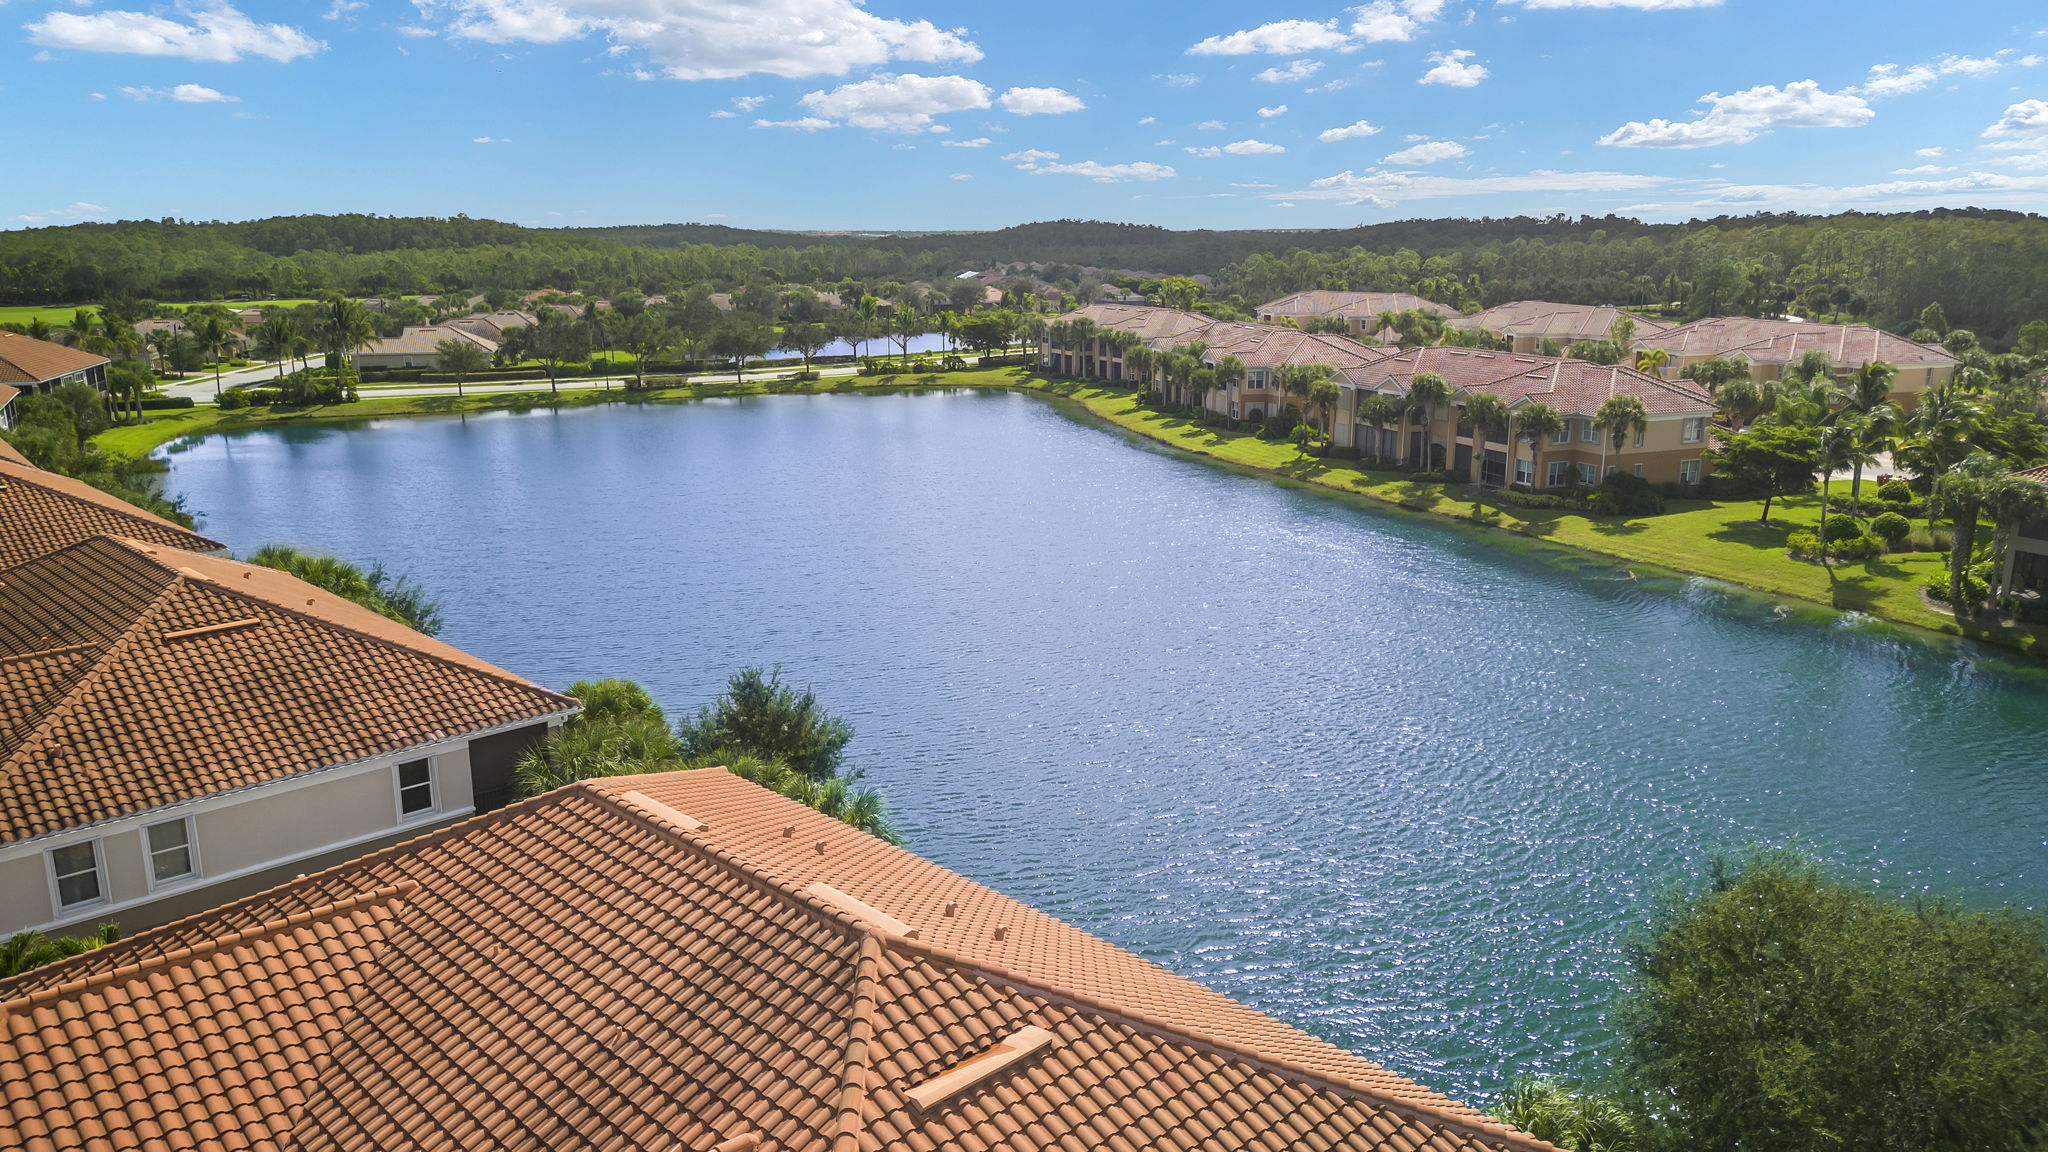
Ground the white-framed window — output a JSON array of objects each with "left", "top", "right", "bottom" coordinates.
[
  {"left": 1682, "top": 417, "right": 1705, "bottom": 444},
  {"left": 1580, "top": 420, "right": 1597, "bottom": 444},
  {"left": 397, "top": 758, "right": 437, "bottom": 819},
  {"left": 1515, "top": 457, "right": 1533, "bottom": 485},
  {"left": 1632, "top": 428, "right": 1645, "bottom": 449},
  {"left": 1680, "top": 458, "right": 1701, "bottom": 485},
  {"left": 1547, "top": 460, "right": 1570, "bottom": 488},
  {"left": 1578, "top": 462, "right": 1599, "bottom": 485},
  {"left": 49, "top": 841, "right": 105, "bottom": 910},
  {"left": 1633, "top": 463, "right": 1645, "bottom": 478},
  {"left": 144, "top": 818, "right": 197, "bottom": 886}
]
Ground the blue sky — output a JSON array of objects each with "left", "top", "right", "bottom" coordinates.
[{"left": 5, "top": 0, "right": 2048, "bottom": 231}]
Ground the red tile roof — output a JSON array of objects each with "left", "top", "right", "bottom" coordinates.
[
  {"left": 0, "top": 536, "right": 576, "bottom": 844},
  {"left": 1449, "top": 301, "right": 1671, "bottom": 343},
  {"left": 1634, "top": 317, "right": 1954, "bottom": 369},
  {"left": 0, "top": 456, "right": 225, "bottom": 568},
  {"left": 1258, "top": 291, "right": 1458, "bottom": 320},
  {"left": 1362, "top": 347, "right": 1715, "bottom": 417},
  {"left": 0, "top": 331, "right": 108, "bottom": 386},
  {"left": 1062, "top": 305, "right": 1395, "bottom": 373},
  {"left": 0, "top": 769, "right": 1555, "bottom": 1152}
]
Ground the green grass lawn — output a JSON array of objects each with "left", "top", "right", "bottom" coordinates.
[
  {"left": 0, "top": 299, "right": 323, "bottom": 330},
  {"left": 88, "top": 366, "right": 2046, "bottom": 657}
]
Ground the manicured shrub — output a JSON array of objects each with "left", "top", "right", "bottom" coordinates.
[
  {"left": 1871, "top": 512, "right": 1912, "bottom": 549},
  {"left": 1496, "top": 487, "right": 1584, "bottom": 510},
  {"left": 1787, "top": 530, "right": 1824, "bottom": 560},
  {"left": 1879, "top": 480, "right": 1913, "bottom": 503},
  {"left": 1585, "top": 471, "right": 1665, "bottom": 517},
  {"left": 1822, "top": 513, "right": 1860, "bottom": 543},
  {"left": 1924, "top": 571, "right": 1988, "bottom": 604},
  {"left": 215, "top": 388, "right": 250, "bottom": 411},
  {"left": 1833, "top": 534, "right": 1883, "bottom": 561}
]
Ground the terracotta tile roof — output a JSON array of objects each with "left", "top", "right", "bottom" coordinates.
[
  {"left": 0, "top": 769, "right": 1556, "bottom": 1152},
  {"left": 1063, "top": 303, "right": 1217, "bottom": 345},
  {"left": 0, "top": 331, "right": 108, "bottom": 386},
  {"left": 1258, "top": 291, "right": 1458, "bottom": 320},
  {"left": 1061, "top": 306, "right": 1396, "bottom": 373},
  {"left": 2015, "top": 465, "right": 2048, "bottom": 486},
  {"left": 1449, "top": 301, "right": 1671, "bottom": 343},
  {"left": 0, "top": 536, "right": 576, "bottom": 844},
  {"left": 0, "top": 457, "right": 225, "bottom": 569},
  {"left": 1363, "top": 348, "right": 1715, "bottom": 417},
  {"left": 1634, "top": 317, "right": 1955, "bottom": 368},
  {"left": 354, "top": 325, "right": 498, "bottom": 358}
]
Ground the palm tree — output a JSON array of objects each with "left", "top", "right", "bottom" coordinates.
[
  {"left": 1932, "top": 453, "right": 2026, "bottom": 610},
  {"left": 1634, "top": 347, "right": 1670, "bottom": 374},
  {"left": 1716, "top": 378, "right": 1771, "bottom": 432},
  {"left": 433, "top": 338, "right": 490, "bottom": 398},
  {"left": 1403, "top": 372, "right": 1452, "bottom": 468},
  {"left": 66, "top": 309, "right": 94, "bottom": 348},
  {"left": 254, "top": 315, "right": 301, "bottom": 382},
  {"left": 1511, "top": 404, "right": 1565, "bottom": 489},
  {"left": 1213, "top": 354, "right": 1246, "bottom": 418},
  {"left": 25, "top": 316, "right": 53, "bottom": 342},
  {"left": 319, "top": 297, "right": 376, "bottom": 392},
  {"left": 1593, "top": 395, "right": 1649, "bottom": 478},
  {"left": 1308, "top": 375, "right": 1342, "bottom": 438},
  {"left": 856, "top": 294, "right": 879, "bottom": 358},
  {"left": 1680, "top": 357, "right": 1749, "bottom": 397},
  {"left": 1897, "top": 387, "right": 1986, "bottom": 532},
  {"left": 1355, "top": 393, "right": 1402, "bottom": 462},
  {"left": 1813, "top": 421, "right": 1859, "bottom": 564},
  {"left": 145, "top": 328, "right": 177, "bottom": 377},
  {"left": 1461, "top": 391, "right": 1510, "bottom": 485},
  {"left": 0, "top": 922, "right": 121, "bottom": 978},
  {"left": 190, "top": 311, "right": 237, "bottom": 399},
  {"left": 1839, "top": 361, "right": 1897, "bottom": 502},
  {"left": 1124, "top": 345, "right": 1155, "bottom": 394}
]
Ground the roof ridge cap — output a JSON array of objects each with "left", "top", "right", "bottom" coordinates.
[
  {"left": 832, "top": 933, "right": 885, "bottom": 1152},
  {"left": 0, "top": 882, "right": 415, "bottom": 1018},
  {"left": 877, "top": 933, "right": 1562, "bottom": 1152},
  {"left": 174, "top": 557, "right": 576, "bottom": 707}
]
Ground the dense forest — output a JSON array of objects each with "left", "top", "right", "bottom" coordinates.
[{"left": 4, "top": 208, "right": 2046, "bottom": 347}]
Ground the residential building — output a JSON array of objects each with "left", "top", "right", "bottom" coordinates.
[
  {"left": 1449, "top": 301, "right": 1672, "bottom": 354},
  {"left": 0, "top": 330, "right": 109, "bottom": 397},
  {"left": 0, "top": 385, "right": 17, "bottom": 432},
  {"left": 0, "top": 768, "right": 1554, "bottom": 1152},
  {"left": 0, "top": 454, "right": 226, "bottom": 568},
  {"left": 1994, "top": 465, "right": 2048, "bottom": 598},
  {"left": 444, "top": 310, "right": 538, "bottom": 343},
  {"left": 0, "top": 535, "right": 578, "bottom": 939},
  {"left": 351, "top": 324, "right": 499, "bottom": 370},
  {"left": 1256, "top": 291, "right": 1458, "bottom": 340},
  {"left": 1342, "top": 348, "right": 1719, "bottom": 489},
  {"left": 1632, "top": 317, "right": 1957, "bottom": 407}
]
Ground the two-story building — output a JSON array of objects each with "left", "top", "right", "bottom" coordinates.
[
  {"left": 1256, "top": 290, "right": 1457, "bottom": 340},
  {"left": 1995, "top": 465, "right": 2048, "bottom": 599},
  {"left": 1448, "top": 300, "right": 1671, "bottom": 353},
  {"left": 0, "top": 331, "right": 109, "bottom": 398},
  {"left": 0, "top": 535, "right": 579, "bottom": 939},
  {"left": 1632, "top": 317, "right": 1956, "bottom": 408}
]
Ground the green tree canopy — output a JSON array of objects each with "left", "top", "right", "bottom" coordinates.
[
  {"left": 1707, "top": 424, "right": 1821, "bottom": 523},
  {"left": 676, "top": 666, "right": 853, "bottom": 780}
]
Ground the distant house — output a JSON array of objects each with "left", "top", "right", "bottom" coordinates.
[
  {"left": 0, "top": 454, "right": 226, "bottom": 568},
  {"left": 1633, "top": 317, "right": 1957, "bottom": 407},
  {"left": 443, "top": 310, "right": 537, "bottom": 343},
  {"left": 0, "top": 536, "right": 579, "bottom": 939},
  {"left": 0, "top": 767, "right": 1556, "bottom": 1152},
  {"left": 1450, "top": 301, "right": 1672, "bottom": 354},
  {"left": 351, "top": 325, "right": 499, "bottom": 370},
  {"left": 0, "top": 331, "right": 109, "bottom": 397},
  {"left": 130, "top": 317, "right": 187, "bottom": 340},
  {"left": 1256, "top": 290, "right": 1457, "bottom": 340},
  {"left": 1995, "top": 465, "right": 2048, "bottom": 599}
]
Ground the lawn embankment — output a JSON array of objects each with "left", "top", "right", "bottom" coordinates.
[{"left": 91, "top": 366, "right": 2043, "bottom": 656}]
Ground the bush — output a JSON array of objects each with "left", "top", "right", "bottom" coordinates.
[
  {"left": 1871, "top": 511, "right": 1912, "bottom": 549},
  {"left": 1786, "top": 530, "right": 1824, "bottom": 560},
  {"left": 1822, "top": 513, "right": 1860, "bottom": 543},
  {"left": 1924, "top": 571, "right": 1988, "bottom": 604},
  {"left": 1585, "top": 472, "right": 1665, "bottom": 517},
  {"left": 1833, "top": 534, "right": 1883, "bottom": 561},
  {"left": 1496, "top": 487, "right": 1584, "bottom": 510},
  {"left": 216, "top": 388, "right": 250, "bottom": 410},
  {"left": 134, "top": 396, "right": 195, "bottom": 410},
  {"left": 1879, "top": 480, "right": 1913, "bottom": 503}
]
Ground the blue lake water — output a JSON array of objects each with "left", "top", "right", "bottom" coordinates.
[{"left": 159, "top": 389, "right": 2048, "bottom": 1103}]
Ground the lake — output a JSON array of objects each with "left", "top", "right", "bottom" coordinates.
[{"left": 160, "top": 389, "right": 2048, "bottom": 1103}]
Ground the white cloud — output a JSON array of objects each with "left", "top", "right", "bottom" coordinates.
[
  {"left": 998, "top": 86, "right": 1084, "bottom": 115},
  {"left": 1284, "top": 167, "right": 1675, "bottom": 206},
  {"left": 1158, "top": 72, "right": 1200, "bottom": 87},
  {"left": 1916, "top": 145, "right": 1945, "bottom": 158},
  {"left": 1349, "top": 0, "right": 1441, "bottom": 42},
  {"left": 1257, "top": 104, "right": 1287, "bottom": 118},
  {"left": 1676, "top": 170, "right": 2048, "bottom": 213},
  {"left": 1419, "top": 48, "right": 1487, "bottom": 87},
  {"left": 1857, "top": 52, "right": 2010, "bottom": 99},
  {"left": 950, "top": 172, "right": 971, "bottom": 180},
  {"left": 118, "top": 83, "right": 239, "bottom": 103},
  {"left": 1254, "top": 58, "right": 1323, "bottom": 84},
  {"left": 1890, "top": 163, "right": 1953, "bottom": 175},
  {"left": 1599, "top": 80, "right": 1871, "bottom": 148},
  {"left": 1138, "top": 115, "right": 1156, "bottom": 124},
  {"left": 755, "top": 116, "right": 835, "bottom": 131},
  {"left": 1500, "top": 0, "right": 1717, "bottom": 7},
  {"left": 1318, "top": 119, "right": 1382, "bottom": 143},
  {"left": 1007, "top": 150, "right": 1175, "bottom": 182},
  {"left": 2024, "top": 54, "right": 2045, "bottom": 67},
  {"left": 1188, "top": 17, "right": 1351, "bottom": 56},
  {"left": 1186, "top": 138, "right": 1287, "bottom": 157},
  {"left": 1195, "top": 119, "right": 1226, "bottom": 130},
  {"left": 12, "top": 202, "right": 110, "bottom": 226},
  {"left": 733, "top": 94, "right": 768, "bottom": 112},
  {"left": 324, "top": 0, "right": 367, "bottom": 18},
  {"left": 27, "top": 2, "right": 324, "bottom": 62},
  {"left": 794, "top": 72, "right": 989, "bottom": 131},
  {"left": 940, "top": 136, "right": 991, "bottom": 147},
  {"left": 420, "top": 0, "right": 981, "bottom": 80},
  {"left": 1985, "top": 99, "right": 2048, "bottom": 139},
  {"left": 1381, "top": 139, "right": 1467, "bottom": 164}
]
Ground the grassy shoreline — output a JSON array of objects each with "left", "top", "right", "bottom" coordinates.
[{"left": 92, "top": 366, "right": 2045, "bottom": 658}]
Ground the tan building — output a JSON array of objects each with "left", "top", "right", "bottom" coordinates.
[
  {"left": 444, "top": 309, "right": 538, "bottom": 343},
  {"left": 0, "top": 768, "right": 1557, "bottom": 1152},
  {"left": 1633, "top": 317, "right": 1957, "bottom": 407},
  {"left": 0, "top": 330, "right": 109, "bottom": 397},
  {"left": 1449, "top": 301, "right": 1671, "bottom": 354},
  {"left": 1343, "top": 348, "right": 1719, "bottom": 489},
  {"left": 0, "top": 385, "right": 18, "bottom": 433},
  {"left": 1994, "top": 465, "right": 2048, "bottom": 598},
  {"left": 1256, "top": 290, "right": 1457, "bottom": 340},
  {"left": 0, "top": 535, "right": 578, "bottom": 939},
  {"left": 350, "top": 324, "right": 499, "bottom": 370},
  {"left": 0, "top": 454, "right": 226, "bottom": 568}
]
